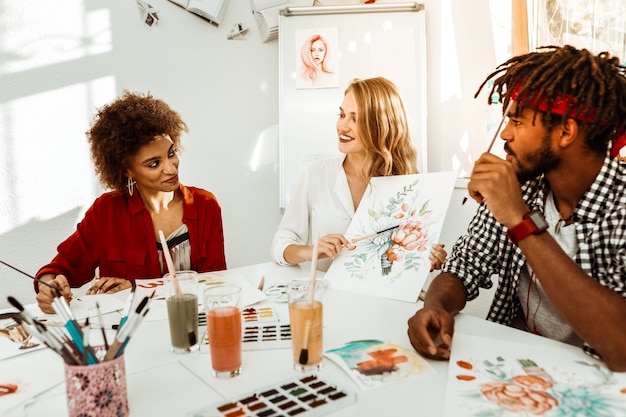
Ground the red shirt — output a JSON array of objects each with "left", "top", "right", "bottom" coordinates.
[{"left": 36, "top": 184, "right": 226, "bottom": 288}]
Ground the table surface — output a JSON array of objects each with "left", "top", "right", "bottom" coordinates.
[{"left": 8, "top": 261, "right": 567, "bottom": 417}]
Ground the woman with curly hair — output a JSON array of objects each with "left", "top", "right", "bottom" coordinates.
[{"left": 35, "top": 91, "right": 226, "bottom": 313}]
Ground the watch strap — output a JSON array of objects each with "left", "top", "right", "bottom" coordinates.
[{"left": 505, "top": 211, "right": 547, "bottom": 244}]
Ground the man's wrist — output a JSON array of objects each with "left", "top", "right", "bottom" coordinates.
[{"left": 506, "top": 210, "right": 549, "bottom": 244}]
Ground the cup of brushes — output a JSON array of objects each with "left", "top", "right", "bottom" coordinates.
[{"left": 7, "top": 281, "right": 151, "bottom": 417}]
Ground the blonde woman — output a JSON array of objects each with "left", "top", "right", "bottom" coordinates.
[{"left": 272, "top": 77, "right": 446, "bottom": 271}]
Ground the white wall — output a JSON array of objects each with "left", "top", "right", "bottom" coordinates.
[{"left": 0, "top": 0, "right": 509, "bottom": 308}]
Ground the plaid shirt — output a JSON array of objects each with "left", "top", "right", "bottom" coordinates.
[{"left": 443, "top": 153, "right": 626, "bottom": 356}]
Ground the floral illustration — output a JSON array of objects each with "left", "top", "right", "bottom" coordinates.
[
  {"left": 343, "top": 179, "right": 433, "bottom": 279},
  {"left": 325, "top": 339, "right": 434, "bottom": 390},
  {"left": 324, "top": 171, "right": 457, "bottom": 302},
  {"left": 450, "top": 355, "right": 626, "bottom": 417}
]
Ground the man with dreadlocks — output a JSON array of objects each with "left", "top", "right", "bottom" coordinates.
[{"left": 407, "top": 45, "right": 626, "bottom": 371}]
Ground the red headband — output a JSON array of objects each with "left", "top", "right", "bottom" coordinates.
[
  {"left": 509, "top": 82, "right": 625, "bottom": 158},
  {"left": 613, "top": 133, "right": 626, "bottom": 158},
  {"left": 509, "top": 82, "right": 596, "bottom": 123}
]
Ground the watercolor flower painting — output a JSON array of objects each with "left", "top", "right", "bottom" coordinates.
[
  {"left": 325, "top": 339, "right": 434, "bottom": 390},
  {"left": 343, "top": 180, "right": 433, "bottom": 279},
  {"left": 325, "top": 171, "right": 457, "bottom": 302},
  {"left": 444, "top": 334, "right": 626, "bottom": 417}
]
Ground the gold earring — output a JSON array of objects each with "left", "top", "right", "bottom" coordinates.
[{"left": 127, "top": 177, "right": 135, "bottom": 196}]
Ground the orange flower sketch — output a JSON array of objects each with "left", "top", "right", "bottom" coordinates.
[{"left": 480, "top": 379, "right": 559, "bottom": 414}]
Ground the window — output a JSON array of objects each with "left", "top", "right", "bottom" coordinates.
[{"left": 532, "top": 0, "right": 626, "bottom": 60}]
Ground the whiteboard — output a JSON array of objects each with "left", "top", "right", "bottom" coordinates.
[{"left": 278, "top": 3, "right": 427, "bottom": 209}]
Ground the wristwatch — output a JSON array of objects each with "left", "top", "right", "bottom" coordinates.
[{"left": 505, "top": 210, "right": 549, "bottom": 244}]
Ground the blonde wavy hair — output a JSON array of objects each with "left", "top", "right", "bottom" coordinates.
[{"left": 345, "top": 77, "right": 418, "bottom": 178}]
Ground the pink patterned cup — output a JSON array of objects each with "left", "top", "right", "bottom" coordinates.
[{"left": 64, "top": 353, "right": 129, "bottom": 417}]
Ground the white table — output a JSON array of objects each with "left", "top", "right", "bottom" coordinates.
[{"left": 11, "top": 262, "right": 561, "bottom": 417}]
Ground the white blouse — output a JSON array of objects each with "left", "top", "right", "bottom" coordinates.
[{"left": 271, "top": 155, "right": 357, "bottom": 272}]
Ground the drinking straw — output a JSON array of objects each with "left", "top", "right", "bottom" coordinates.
[{"left": 158, "top": 229, "right": 182, "bottom": 298}]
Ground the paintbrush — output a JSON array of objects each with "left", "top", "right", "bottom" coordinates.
[
  {"left": 348, "top": 225, "right": 399, "bottom": 246},
  {"left": 158, "top": 230, "right": 182, "bottom": 298},
  {"left": 159, "top": 229, "right": 196, "bottom": 347},
  {"left": 7, "top": 296, "right": 82, "bottom": 364},
  {"left": 299, "top": 235, "right": 319, "bottom": 365},
  {"left": 95, "top": 301, "right": 109, "bottom": 351},
  {"left": 0, "top": 260, "right": 61, "bottom": 297},
  {"left": 462, "top": 99, "right": 514, "bottom": 205}
]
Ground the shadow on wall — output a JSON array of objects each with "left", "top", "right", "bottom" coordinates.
[{"left": 0, "top": 208, "right": 82, "bottom": 310}]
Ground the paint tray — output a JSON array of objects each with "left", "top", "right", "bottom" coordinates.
[{"left": 187, "top": 374, "right": 356, "bottom": 417}]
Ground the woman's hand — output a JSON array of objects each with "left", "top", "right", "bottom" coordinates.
[
  {"left": 429, "top": 243, "right": 447, "bottom": 271},
  {"left": 315, "top": 234, "right": 351, "bottom": 260},
  {"left": 86, "top": 277, "right": 132, "bottom": 295},
  {"left": 35, "top": 274, "right": 73, "bottom": 314}
]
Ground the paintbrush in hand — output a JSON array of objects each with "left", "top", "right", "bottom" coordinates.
[
  {"left": 462, "top": 99, "right": 514, "bottom": 205},
  {"left": 299, "top": 236, "right": 319, "bottom": 365}
]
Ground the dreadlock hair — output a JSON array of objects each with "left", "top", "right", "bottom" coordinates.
[{"left": 475, "top": 45, "right": 626, "bottom": 155}]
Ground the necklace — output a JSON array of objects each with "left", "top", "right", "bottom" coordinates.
[{"left": 552, "top": 194, "right": 574, "bottom": 233}]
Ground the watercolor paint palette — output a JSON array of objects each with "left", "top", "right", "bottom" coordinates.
[
  {"left": 188, "top": 374, "right": 356, "bottom": 417},
  {"left": 241, "top": 306, "right": 280, "bottom": 323},
  {"left": 200, "top": 323, "right": 292, "bottom": 352},
  {"left": 198, "top": 306, "right": 279, "bottom": 326},
  {"left": 200, "top": 306, "right": 292, "bottom": 351}
]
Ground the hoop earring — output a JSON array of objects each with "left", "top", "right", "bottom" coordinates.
[{"left": 127, "top": 177, "right": 135, "bottom": 196}]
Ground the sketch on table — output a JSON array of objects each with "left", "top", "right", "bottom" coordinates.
[
  {"left": 444, "top": 333, "right": 626, "bottom": 417},
  {"left": 325, "top": 339, "right": 435, "bottom": 390}
]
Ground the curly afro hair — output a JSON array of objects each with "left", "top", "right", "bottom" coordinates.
[{"left": 87, "top": 90, "right": 188, "bottom": 192}]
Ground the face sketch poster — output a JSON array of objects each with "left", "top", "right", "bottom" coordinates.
[
  {"left": 444, "top": 333, "right": 626, "bottom": 417},
  {"left": 295, "top": 27, "right": 339, "bottom": 89},
  {"left": 325, "top": 171, "right": 457, "bottom": 302}
]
